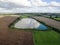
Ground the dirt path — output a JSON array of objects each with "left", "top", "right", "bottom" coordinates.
[
  {"left": 33, "top": 16, "right": 60, "bottom": 30},
  {"left": 0, "top": 16, "right": 34, "bottom": 45}
]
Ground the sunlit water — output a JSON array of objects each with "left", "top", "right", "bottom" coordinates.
[{"left": 14, "top": 18, "right": 48, "bottom": 30}]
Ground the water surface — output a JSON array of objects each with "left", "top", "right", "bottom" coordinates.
[{"left": 14, "top": 18, "right": 48, "bottom": 30}]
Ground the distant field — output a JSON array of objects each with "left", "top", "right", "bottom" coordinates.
[
  {"left": 46, "top": 16, "right": 60, "bottom": 21},
  {"left": 20, "top": 15, "right": 29, "bottom": 18},
  {"left": 33, "top": 30, "right": 60, "bottom": 45},
  {"left": 42, "top": 15, "right": 60, "bottom": 21},
  {"left": 54, "top": 18, "right": 60, "bottom": 21}
]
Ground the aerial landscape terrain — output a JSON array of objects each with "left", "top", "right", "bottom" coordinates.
[
  {"left": 0, "top": 0, "right": 60, "bottom": 45},
  {"left": 0, "top": 13, "right": 60, "bottom": 45}
]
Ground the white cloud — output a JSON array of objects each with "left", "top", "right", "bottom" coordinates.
[
  {"left": 1, "top": 0, "right": 60, "bottom": 7},
  {"left": 0, "top": 0, "right": 60, "bottom": 13},
  {"left": 49, "top": 1, "right": 60, "bottom": 6},
  {"left": 0, "top": 7, "right": 60, "bottom": 13},
  {"left": 5, "top": 0, "right": 31, "bottom": 7},
  {"left": 0, "top": 8, "right": 11, "bottom": 13},
  {"left": 29, "top": 0, "right": 60, "bottom": 6},
  {"left": 30, "top": 0, "right": 48, "bottom": 6}
]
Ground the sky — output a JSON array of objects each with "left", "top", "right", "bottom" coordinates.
[{"left": 0, "top": 0, "right": 60, "bottom": 13}]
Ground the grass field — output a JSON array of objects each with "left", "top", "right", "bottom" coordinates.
[
  {"left": 33, "top": 30, "right": 60, "bottom": 45},
  {"left": 54, "top": 18, "right": 60, "bottom": 21}
]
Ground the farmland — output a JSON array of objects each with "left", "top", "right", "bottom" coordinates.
[
  {"left": 33, "top": 30, "right": 60, "bottom": 45},
  {"left": 0, "top": 14, "right": 60, "bottom": 45},
  {"left": 31, "top": 15, "right": 60, "bottom": 45},
  {"left": 0, "top": 15, "right": 33, "bottom": 45},
  {"left": 32, "top": 16, "right": 60, "bottom": 30}
]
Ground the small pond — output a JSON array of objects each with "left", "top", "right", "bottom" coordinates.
[{"left": 14, "top": 18, "right": 48, "bottom": 30}]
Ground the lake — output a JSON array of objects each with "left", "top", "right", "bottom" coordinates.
[{"left": 14, "top": 18, "right": 48, "bottom": 30}]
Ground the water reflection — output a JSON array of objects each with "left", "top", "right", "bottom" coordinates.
[{"left": 14, "top": 18, "right": 48, "bottom": 30}]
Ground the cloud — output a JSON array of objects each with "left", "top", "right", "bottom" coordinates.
[
  {"left": 0, "top": 0, "right": 60, "bottom": 7},
  {"left": 0, "top": 7, "right": 60, "bottom": 13},
  {"left": 0, "top": 1, "right": 19, "bottom": 9},
  {"left": 0, "top": 8, "right": 13, "bottom": 13},
  {"left": 30, "top": 0, "right": 48, "bottom": 6},
  {"left": 30, "top": 0, "right": 60, "bottom": 6},
  {"left": 0, "top": 0, "right": 60, "bottom": 13},
  {"left": 4, "top": 0, "right": 31, "bottom": 7},
  {"left": 0, "top": 0, "right": 30, "bottom": 9},
  {"left": 49, "top": 1, "right": 60, "bottom": 6}
]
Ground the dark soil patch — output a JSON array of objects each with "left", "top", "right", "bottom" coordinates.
[{"left": 0, "top": 16, "right": 34, "bottom": 45}]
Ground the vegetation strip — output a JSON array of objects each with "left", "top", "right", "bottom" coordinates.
[
  {"left": 33, "top": 30, "right": 60, "bottom": 45},
  {"left": 45, "top": 16, "right": 60, "bottom": 21}
]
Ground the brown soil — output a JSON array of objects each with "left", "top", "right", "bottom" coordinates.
[
  {"left": 33, "top": 16, "right": 60, "bottom": 30},
  {"left": 0, "top": 16, "right": 34, "bottom": 45}
]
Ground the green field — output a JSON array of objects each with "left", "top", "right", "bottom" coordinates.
[
  {"left": 33, "top": 30, "right": 60, "bottom": 45},
  {"left": 54, "top": 18, "right": 60, "bottom": 20},
  {"left": 20, "top": 15, "right": 29, "bottom": 18}
]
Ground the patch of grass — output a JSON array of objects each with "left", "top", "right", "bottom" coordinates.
[
  {"left": 33, "top": 30, "right": 60, "bottom": 45},
  {"left": 20, "top": 15, "right": 29, "bottom": 18},
  {"left": 54, "top": 18, "right": 60, "bottom": 21}
]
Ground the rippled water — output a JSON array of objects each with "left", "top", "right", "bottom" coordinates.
[{"left": 14, "top": 18, "right": 48, "bottom": 30}]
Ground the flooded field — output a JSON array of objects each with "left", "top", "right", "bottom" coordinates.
[{"left": 14, "top": 18, "right": 48, "bottom": 30}]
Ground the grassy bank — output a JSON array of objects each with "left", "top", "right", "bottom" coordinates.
[
  {"left": 53, "top": 18, "right": 60, "bottom": 21},
  {"left": 33, "top": 30, "right": 60, "bottom": 45}
]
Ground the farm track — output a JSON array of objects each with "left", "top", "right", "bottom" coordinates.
[
  {"left": 0, "top": 16, "right": 34, "bottom": 45},
  {"left": 33, "top": 16, "right": 60, "bottom": 31}
]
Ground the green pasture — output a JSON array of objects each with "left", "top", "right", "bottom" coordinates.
[
  {"left": 54, "top": 18, "right": 60, "bottom": 21},
  {"left": 33, "top": 30, "right": 60, "bottom": 45}
]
